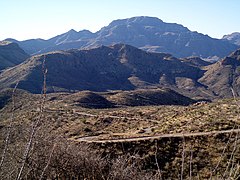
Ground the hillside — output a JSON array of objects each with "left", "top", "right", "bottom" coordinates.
[
  {"left": 104, "top": 88, "right": 195, "bottom": 106},
  {"left": 6, "top": 16, "right": 238, "bottom": 58},
  {"left": 59, "top": 88, "right": 195, "bottom": 109},
  {"left": 180, "top": 56, "right": 212, "bottom": 67},
  {"left": 0, "top": 44, "right": 205, "bottom": 97},
  {"left": 199, "top": 49, "right": 240, "bottom": 97},
  {"left": 2, "top": 43, "right": 240, "bottom": 100},
  {"left": 0, "top": 41, "right": 29, "bottom": 71},
  {"left": 0, "top": 87, "right": 239, "bottom": 179}
]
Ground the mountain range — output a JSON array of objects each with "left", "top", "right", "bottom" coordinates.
[
  {"left": 0, "top": 42, "right": 240, "bottom": 100},
  {"left": 0, "top": 44, "right": 199, "bottom": 93},
  {"left": 5, "top": 16, "right": 239, "bottom": 59},
  {"left": 1, "top": 16, "right": 240, "bottom": 101}
]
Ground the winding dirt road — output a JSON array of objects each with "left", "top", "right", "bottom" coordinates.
[{"left": 73, "top": 128, "right": 240, "bottom": 143}]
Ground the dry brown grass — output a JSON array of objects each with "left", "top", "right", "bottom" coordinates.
[{"left": 0, "top": 89, "right": 240, "bottom": 179}]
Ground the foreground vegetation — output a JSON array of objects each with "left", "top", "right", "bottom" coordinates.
[{"left": 0, "top": 89, "right": 240, "bottom": 179}]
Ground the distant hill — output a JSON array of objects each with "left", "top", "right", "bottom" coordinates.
[
  {"left": 0, "top": 88, "right": 37, "bottom": 109},
  {"left": 5, "top": 16, "right": 238, "bottom": 58},
  {"left": 105, "top": 88, "right": 195, "bottom": 106},
  {"left": 1, "top": 43, "right": 240, "bottom": 100},
  {"left": 180, "top": 56, "right": 212, "bottom": 68},
  {"left": 0, "top": 44, "right": 204, "bottom": 96},
  {"left": 0, "top": 41, "right": 29, "bottom": 71},
  {"left": 63, "top": 91, "right": 114, "bottom": 109},
  {"left": 5, "top": 29, "right": 95, "bottom": 55},
  {"left": 222, "top": 32, "right": 240, "bottom": 46},
  {"left": 199, "top": 49, "right": 240, "bottom": 97},
  {"left": 50, "top": 88, "right": 196, "bottom": 108},
  {"left": 0, "top": 88, "right": 195, "bottom": 110}
]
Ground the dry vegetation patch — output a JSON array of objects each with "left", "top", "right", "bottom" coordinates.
[{"left": 0, "top": 90, "right": 240, "bottom": 179}]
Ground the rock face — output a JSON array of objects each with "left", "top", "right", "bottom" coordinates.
[
  {"left": 222, "top": 32, "right": 240, "bottom": 46},
  {"left": 199, "top": 49, "right": 240, "bottom": 97},
  {"left": 0, "top": 41, "right": 29, "bottom": 71},
  {"left": 6, "top": 16, "right": 238, "bottom": 58}
]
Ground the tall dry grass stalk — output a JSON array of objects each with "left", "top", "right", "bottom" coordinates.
[
  {"left": 0, "top": 82, "right": 19, "bottom": 169},
  {"left": 39, "top": 143, "right": 56, "bottom": 180},
  {"left": 189, "top": 146, "right": 193, "bottom": 180},
  {"left": 209, "top": 88, "right": 240, "bottom": 179},
  {"left": 16, "top": 55, "right": 47, "bottom": 180},
  {"left": 181, "top": 136, "right": 186, "bottom": 180},
  {"left": 155, "top": 141, "right": 162, "bottom": 180}
]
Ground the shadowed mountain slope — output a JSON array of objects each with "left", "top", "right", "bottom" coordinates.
[
  {"left": 1, "top": 44, "right": 240, "bottom": 100},
  {"left": 0, "top": 44, "right": 203, "bottom": 95},
  {"left": 0, "top": 41, "right": 29, "bottom": 71},
  {"left": 199, "top": 49, "right": 240, "bottom": 97},
  {"left": 105, "top": 88, "right": 195, "bottom": 106},
  {"left": 63, "top": 91, "right": 114, "bottom": 109}
]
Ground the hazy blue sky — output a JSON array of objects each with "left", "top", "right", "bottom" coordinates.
[{"left": 1, "top": 0, "right": 239, "bottom": 40}]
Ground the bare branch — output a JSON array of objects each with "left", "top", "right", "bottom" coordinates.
[
  {"left": 181, "top": 136, "right": 185, "bottom": 180},
  {"left": 39, "top": 143, "right": 56, "bottom": 180},
  {"left": 16, "top": 55, "right": 47, "bottom": 180},
  {"left": 154, "top": 141, "right": 162, "bottom": 180},
  {"left": 0, "top": 81, "right": 19, "bottom": 170}
]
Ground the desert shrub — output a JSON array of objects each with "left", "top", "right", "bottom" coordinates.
[
  {"left": 26, "top": 140, "right": 108, "bottom": 179},
  {"left": 4, "top": 129, "right": 158, "bottom": 180},
  {"left": 108, "top": 154, "right": 157, "bottom": 180}
]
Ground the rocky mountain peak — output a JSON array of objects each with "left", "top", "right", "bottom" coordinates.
[
  {"left": 108, "top": 16, "right": 164, "bottom": 27},
  {"left": 222, "top": 32, "right": 240, "bottom": 46},
  {"left": 223, "top": 32, "right": 240, "bottom": 40},
  {"left": 0, "top": 41, "right": 12, "bottom": 46},
  {"left": 100, "top": 16, "right": 188, "bottom": 34},
  {"left": 67, "top": 29, "right": 77, "bottom": 33},
  {"left": 0, "top": 41, "right": 20, "bottom": 49}
]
